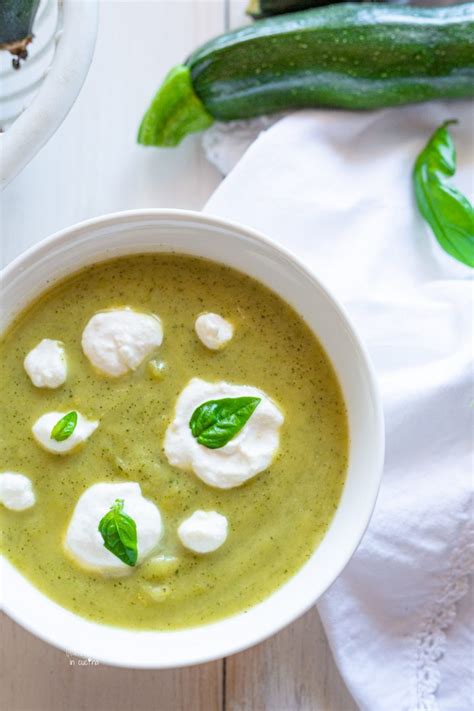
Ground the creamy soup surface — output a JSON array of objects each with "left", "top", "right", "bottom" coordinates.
[{"left": 0, "top": 254, "right": 348, "bottom": 630}]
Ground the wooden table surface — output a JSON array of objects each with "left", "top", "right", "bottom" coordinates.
[{"left": 1, "top": 2, "right": 356, "bottom": 709}]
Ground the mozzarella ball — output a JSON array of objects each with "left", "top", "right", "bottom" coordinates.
[
  {"left": 0, "top": 472, "right": 35, "bottom": 511},
  {"left": 32, "top": 411, "right": 98, "bottom": 454},
  {"left": 24, "top": 339, "right": 67, "bottom": 388},
  {"left": 195, "top": 313, "right": 233, "bottom": 350},
  {"left": 178, "top": 510, "right": 228, "bottom": 553},
  {"left": 64, "top": 482, "right": 163, "bottom": 575},
  {"left": 82, "top": 308, "right": 163, "bottom": 377}
]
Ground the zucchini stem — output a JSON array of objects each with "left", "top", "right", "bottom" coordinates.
[
  {"left": 246, "top": 0, "right": 263, "bottom": 17},
  {"left": 137, "top": 65, "right": 214, "bottom": 148}
]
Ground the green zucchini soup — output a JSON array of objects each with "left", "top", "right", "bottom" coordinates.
[{"left": 0, "top": 253, "right": 348, "bottom": 630}]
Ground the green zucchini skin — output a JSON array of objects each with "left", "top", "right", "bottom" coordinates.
[
  {"left": 0, "top": 0, "right": 40, "bottom": 64},
  {"left": 188, "top": 3, "right": 474, "bottom": 120}
]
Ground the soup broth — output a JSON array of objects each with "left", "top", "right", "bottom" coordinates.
[{"left": 0, "top": 254, "right": 348, "bottom": 629}]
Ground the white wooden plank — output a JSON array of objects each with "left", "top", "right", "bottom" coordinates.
[
  {"left": 0, "top": 612, "right": 223, "bottom": 711},
  {"left": 228, "top": 0, "right": 250, "bottom": 28},
  {"left": 223, "top": 2, "right": 355, "bottom": 708},
  {"left": 1, "top": 3, "right": 225, "bottom": 707},
  {"left": 225, "top": 607, "right": 357, "bottom": 711}
]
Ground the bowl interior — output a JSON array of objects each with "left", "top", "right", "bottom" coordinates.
[{"left": 0, "top": 210, "right": 383, "bottom": 668}]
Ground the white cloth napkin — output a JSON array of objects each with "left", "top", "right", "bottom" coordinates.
[{"left": 203, "top": 102, "right": 473, "bottom": 711}]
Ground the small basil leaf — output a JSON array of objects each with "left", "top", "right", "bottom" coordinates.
[
  {"left": 50, "top": 411, "right": 78, "bottom": 442},
  {"left": 414, "top": 120, "right": 474, "bottom": 268},
  {"left": 189, "top": 396, "right": 261, "bottom": 449},
  {"left": 98, "top": 498, "right": 138, "bottom": 567}
]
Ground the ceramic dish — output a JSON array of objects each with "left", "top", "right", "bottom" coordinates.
[{"left": 0, "top": 209, "right": 384, "bottom": 668}]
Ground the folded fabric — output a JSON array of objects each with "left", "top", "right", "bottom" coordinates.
[{"left": 204, "top": 101, "right": 473, "bottom": 711}]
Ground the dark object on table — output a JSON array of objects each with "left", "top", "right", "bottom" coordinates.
[{"left": 0, "top": 0, "right": 41, "bottom": 68}]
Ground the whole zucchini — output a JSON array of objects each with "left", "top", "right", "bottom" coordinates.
[
  {"left": 138, "top": 3, "right": 474, "bottom": 148},
  {"left": 0, "top": 0, "right": 40, "bottom": 67}
]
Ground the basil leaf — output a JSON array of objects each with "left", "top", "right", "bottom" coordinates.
[
  {"left": 414, "top": 120, "right": 474, "bottom": 268},
  {"left": 190, "top": 396, "right": 261, "bottom": 449},
  {"left": 98, "top": 498, "right": 138, "bottom": 567},
  {"left": 50, "top": 411, "right": 78, "bottom": 441}
]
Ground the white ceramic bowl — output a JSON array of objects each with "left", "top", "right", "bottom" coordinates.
[{"left": 0, "top": 209, "right": 384, "bottom": 668}]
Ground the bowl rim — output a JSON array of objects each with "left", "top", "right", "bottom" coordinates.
[{"left": 0, "top": 208, "right": 385, "bottom": 668}]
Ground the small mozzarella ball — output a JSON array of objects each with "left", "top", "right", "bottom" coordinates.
[
  {"left": 32, "top": 411, "right": 98, "bottom": 454},
  {"left": 0, "top": 472, "right": 35, "bottom": 511},
  {"left": 178, "top": 510, "right": 228, "bottom": 554},
  {"left": 195, "top": 313, "right": 233, "bottom": 350},
  {"left": 82, "top": 307, "right": 163, "bottom": 377},
  {"left": 24, "top": 339, "right": 67, "bottom": 388}
]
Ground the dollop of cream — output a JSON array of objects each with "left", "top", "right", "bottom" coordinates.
[
  {"left": 164, "top": 378, "right": 284, "bottom": 489},
  {"left": 178, "top": 510, "right": 228, "bottom": 553},
  {"left": 32, "top": 411, "right": 98, "bottom": 454},
  {"left": 24, "top": 339, "right": 67, "bottom": 388},
  {"left": 64, "top": 482, "right": 162, "bottom": 576},
  {"left": 195, "top": 313, "right": 233, "bottom": 350},
  {"left": 0, "top": 472, "right": 35, "bottom": 511},
  {"left": 81, "top": 308, "right": 163, "bottom": 377}
]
